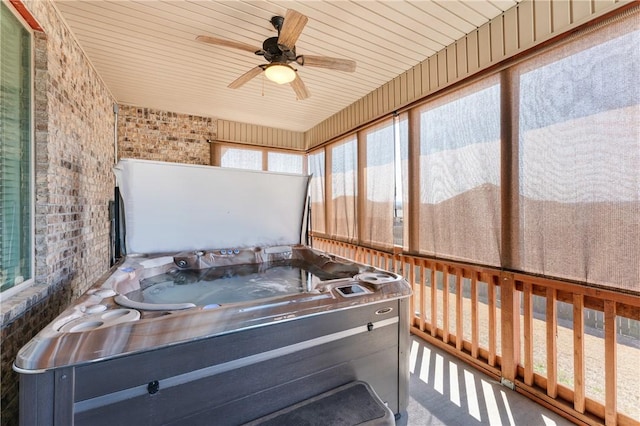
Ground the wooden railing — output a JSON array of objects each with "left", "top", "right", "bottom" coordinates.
[{"left": 311, "top": 236, "right": 640, "bottom": 426}]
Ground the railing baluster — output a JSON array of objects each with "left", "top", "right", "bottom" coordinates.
[
  {"left": 408, "top": 257, "right": 416, "bottom": 328},
  {"left": 573, "top": 293, "right": 585, "bottom": 414},
  {"left": 456, "top": 268, "right": 463, "bottom": 351},
  {"left": 443, "top": 265, "right": 450, "bottom": 344},
  {"left": 488, "top": 274, "right": 496, "bottom": 367},
  {"left": 523, "top": 282, "right": 534, "bottom": 386},
  {"left": 500, "top": 272, "right": 518, "bottom": 382},
  {"left": 420, "top": 259, "right": 427, "bottom": 332},
  {"left": 604, "top": 300, "right": 617, "bottom": 426},
  {"left": 546, "top": 288, "right": 558, "bottom": 398},
  {"left": 471, "top": 272, "right": 479, "bottom": 359},
  {"left": 431, "top": 263, "right": 437, "bottom": 337}
]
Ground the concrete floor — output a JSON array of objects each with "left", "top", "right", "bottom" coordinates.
[{"left": 397, "top": 336, "right": 576, "bottom": 426}]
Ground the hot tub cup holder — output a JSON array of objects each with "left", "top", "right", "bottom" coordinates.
[
  {"left": 355, "top": 272, "right": 399, "bottom": 285},
  {"left": 58, "top": 308, "right": 140, "bottom": 333}
]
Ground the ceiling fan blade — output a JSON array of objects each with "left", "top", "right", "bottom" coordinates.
[
  {"left": 297, "top": 55, "right": 356, "bottom": 73},
  {"left": 290, "top": 75, "right": 310, "bottom": 100},
  {"left": 228, "top": 66, "right": 263, "bottom": 89},
  {"left": 196, "top": 35, "right": 258, "bottom": 54},
  {"left": 278, "top": 9, "right": 308, "bottom": 51}
]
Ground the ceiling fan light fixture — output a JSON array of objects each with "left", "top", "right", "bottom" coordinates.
[{"left": 264, "top": 64, "right": 296, "bottom": 84}]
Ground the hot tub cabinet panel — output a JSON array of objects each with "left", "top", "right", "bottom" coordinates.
[{"left": 19, "top": 299, "right": 409, "bottom": 426}]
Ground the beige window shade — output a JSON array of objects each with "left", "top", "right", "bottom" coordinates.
[
  {"left": 361, "top": 115, "right": 408, "bottom": 250},
  {"left": 329, "top": 136, "right": 358, "bottom": 241},
  {"left": 361, "top": 118, "right": 395, "bottom": 249},
  {"left": 267, "top": 151, "right": 304, "bottom": 174},
  {"left": 417, "top": 76, "right": 501, "bottom": 266},
  {"left": 515, "top": 12, "right": 639, "bottom": 291},
  {"left": 220, "top": 146, "right": 262, "bottom": 171},
  {"left": 398, "top": 114, "right": 410, "bottom": 252},
  {"left": 308, "top": 149, "right": 326, "bottom": 234}
]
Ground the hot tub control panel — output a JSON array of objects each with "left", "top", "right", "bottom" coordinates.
[{"left": 335, "top": 284, "right": 371, "bottom": 298}]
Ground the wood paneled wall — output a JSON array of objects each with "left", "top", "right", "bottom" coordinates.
[
  {"left": 305, "top": 0, "right": 631, "bottom": 149},
  {"left": 216, "top": 119, "right": 305, "bottom": 151}
]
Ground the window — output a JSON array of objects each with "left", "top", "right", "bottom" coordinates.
[
  {"left": 217, "top": 145, "right": 305, "bottom": 174},
  {"left": 308, "top": 149, "right": 326, "bottom": 234},
  {"left": 1, "top": 2, "right": 33, "bottom": 293},
  {"left": 329, "top": 136, "right": 357, "bottom": 241},
  {"left": 516, "top": 18, "right": 639, "bottom": 290},
  {"left": 417, "top": 77, "right": 501, "bottom": 266},
  {"left": 361, "top": 114, "right": 408, "bottom": 249},
  {"left": 219, "top": 146, "right": 262, "bottom": 170},
  {"left": 267, "top": 151, "right": 304, "bottom": 174}
]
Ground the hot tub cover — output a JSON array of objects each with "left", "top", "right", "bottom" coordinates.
[{"left": 114, "top": 159, "right": 311, "bottom": 254}]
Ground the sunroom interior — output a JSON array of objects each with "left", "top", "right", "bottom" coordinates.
[{"left": 1, "top": 0, "right": 638, "bottom": 425}]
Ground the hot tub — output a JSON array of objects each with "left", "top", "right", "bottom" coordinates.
[{"left": 15, "top": 160, "right": 411, "bottom": 426}]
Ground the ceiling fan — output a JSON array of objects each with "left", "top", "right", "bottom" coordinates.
[{"left": 196, "top": 9, "right": 356, "bottom": 100}]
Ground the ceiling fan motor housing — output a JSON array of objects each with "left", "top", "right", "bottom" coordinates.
[{"left": 261, "top": 37, "right": 296, "bottom": 63}]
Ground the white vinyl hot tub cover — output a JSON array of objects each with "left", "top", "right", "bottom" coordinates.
[{"left": 114, "top": 159, "right": 311, "bottom": 254}]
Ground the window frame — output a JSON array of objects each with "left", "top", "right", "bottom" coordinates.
[
  {"left": 1, "top": 0, "right": 35, "bottom": 297},
  {"left": 213, "top": 142, "right": 307, "bottom": 175}
]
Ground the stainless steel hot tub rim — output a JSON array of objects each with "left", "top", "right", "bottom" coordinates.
[
  {"left": 14, "top": 281, "right": 410, "bottom": 372},
  {"left": 13, "top": 248, "right": 411, "bottom": 373}
]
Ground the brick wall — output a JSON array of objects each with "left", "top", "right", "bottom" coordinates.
[
  {"left": 118, "top": 105, "right": 216, "bottom": 165},
  {"left": 1, "top": 0, "right": 116, "bottom": 424},
  {"left": 1, "top": 6, "right": 221, "bottom": 424}
]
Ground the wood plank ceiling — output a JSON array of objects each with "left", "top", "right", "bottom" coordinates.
[{"left": 54, "top": 0, "right": 520, "bottom": 132}]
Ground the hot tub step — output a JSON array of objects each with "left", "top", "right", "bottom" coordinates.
[{"left": 244, "top": 381, "right": 395, "bottom": 426}]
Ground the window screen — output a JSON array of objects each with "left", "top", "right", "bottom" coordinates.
[
  {"left": 417, "top": 77, "right": 501, "bottom": 265},
  {"left": 361, "top": 114, "right": 408, "bottom": 249},
  {"left": 330, "top": 136, "right": 357, "bottom": 241},
  {"left": 220, "top": 146, "right": 262, "bottom": 170},
  {"left": 516, "top": 16, "right": 639, "bottom": 290},
  {"left": 1, "top": 2, "right": 32, "bottom": 292},
  {"left": 398, "top": 114, "right": 409, "bottom": 250},
  {"left": 267, "top": 151, "right": 304, "bottom": 174},
  {"left": 308, "top": 149, "right": 326, "bottom": 234}
]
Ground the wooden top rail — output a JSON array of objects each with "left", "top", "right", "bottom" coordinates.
[{"left": 313, "top": 236, "right": 639, "bottom": 319}]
